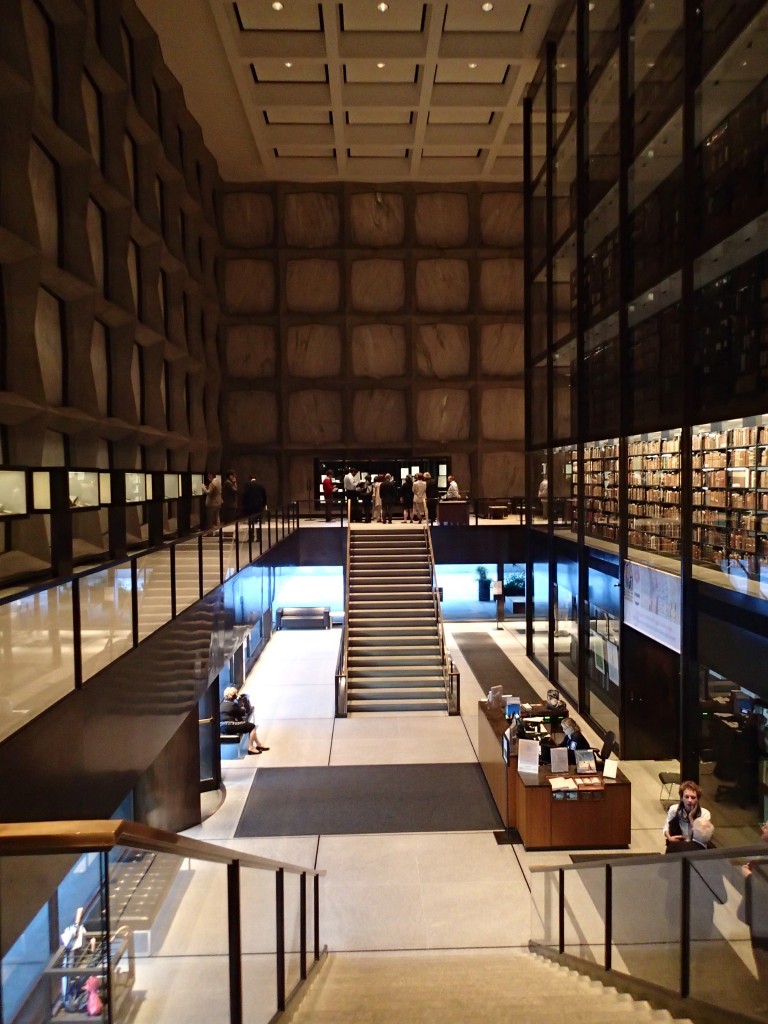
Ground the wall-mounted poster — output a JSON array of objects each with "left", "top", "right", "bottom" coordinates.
[{"left": 623, "top": 559, "right": 681, "bottom": 653}]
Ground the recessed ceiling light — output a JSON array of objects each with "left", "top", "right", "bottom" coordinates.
[
  {"left": 481, "top": 2, "right": 494, "bottom": 10},
  {"left": 272, "top": 1, "right": 283, "bottom": 9},
  {"left": 377, "top": 2, "right": 389, "bottom": 10},
  {"left": 468, "top": 62, "right": 478, "bottom": 69},
  {"left": 285, "top": 62, "right": 293, "bottom": 68},
  {"left": 377, "top": 62, "right": 386, "bottom": 69}
]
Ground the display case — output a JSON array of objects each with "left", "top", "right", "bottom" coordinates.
[
  {"left": 627, "top": 430, "right": 681, "bottom": 558},
  {"left": 67, "top": 471, "right": 100, "bottom": 509},
  {"left": 163, "top": 473, "right": 180, "bottom": 500},
  {"left": 583, "top": 438, "right": 619, "bottom": 544},
  {"left": 125, "top": 472, "right": 147, "bottom": 504},
  {"left": 191, "top": 473, "right": 205, "bottom": 497},
  {"left": 0, "top": 469, "right": 27, "bottom": 516}
]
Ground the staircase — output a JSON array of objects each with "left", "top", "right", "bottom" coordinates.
[
  {"left": 285, "top": 949, "right": 695, "bottom": 1024},
  {"left": 346, "top": 527, "right": 448, "bottom": 713}
]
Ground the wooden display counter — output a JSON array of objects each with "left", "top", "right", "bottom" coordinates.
[
  {"left": 477, "top": 701, "right": 631, "bottom": 850},
  {"left": 437, "top": 500, "right": 469, "bottom": 525}
]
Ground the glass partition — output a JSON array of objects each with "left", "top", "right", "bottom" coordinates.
[
  {"left": 0, "top": 582, "right": 75, "bottom": 744},
  {"left": 136, "top": 549, "right": 173, "bottom": 643},
  {"left": 563, "top": 865, "right": 606, "bottom": 962},
  {"left": 173, "top": 535, "right": 203, "bottom": 616},
  {"left": 586, "top": 552, "right": 620, "bottom": 738},
  {"left": 554, "top": 537, "right": 579, "bottom": 700},
  {"left": 80, "top": 567, "right": 135, "bottom": 682}
]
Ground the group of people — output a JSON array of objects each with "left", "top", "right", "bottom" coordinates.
[
  {"left": 330, "top": 469, "right": 461, "bottom": 524},
  {"left": 202, "top": 470, "right": 267, "bottom": 531}
]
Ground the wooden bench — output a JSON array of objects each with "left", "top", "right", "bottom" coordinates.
[
  {"left": 275, "top": 606, "right": 331, "bottom": 630},
  {"left": 220, "top": 730, "right": 248, "bottom": 759}
]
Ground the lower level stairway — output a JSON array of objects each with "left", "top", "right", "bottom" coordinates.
[{"left": 285, "top": 949, "right": 694, "bottom": 1024}]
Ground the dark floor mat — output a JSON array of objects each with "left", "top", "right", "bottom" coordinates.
[
  {"left": 452, "top": 632, "right": 541, "bottom": 704},
  {"left": 234, "top": 763, "right": 503, "bottom": 837}
]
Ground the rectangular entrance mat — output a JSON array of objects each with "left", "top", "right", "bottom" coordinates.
[
  {"left": 569, "top": 853, "right": 638, "bottom": 863},
  {"left": 234, "top": 763, "right": 503, "bottom": 838},
  {"left": 451, "top": 632, "right": 541, "bottom": 705}
]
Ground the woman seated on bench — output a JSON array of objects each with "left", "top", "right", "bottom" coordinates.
[{"left": 220, "top": 687, "right": 269, "bottom": 755}]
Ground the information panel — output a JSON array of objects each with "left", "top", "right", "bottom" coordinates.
[{"left": 623, "top": 560, "right": 681, "bottom": 653}]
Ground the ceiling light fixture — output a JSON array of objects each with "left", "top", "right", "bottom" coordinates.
[
  {"left": 272, "top": 1, "right": 283, "bottom": 9},
  {"left": 377, "top": 1, "right": 389, "bottom": 10},
  {"left": 377, "top": 62, "right": 386, "bottom": 69},
  {"left": 285, "top": 62, "right": 293, "bottom": 68},
  {"left": 468, "top": 62, "right": 478, "bottom": 69},
  {"left": 481, "top": 2, "right": 494, "bottom": 10}
]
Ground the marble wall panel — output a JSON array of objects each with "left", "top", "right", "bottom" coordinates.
[
  {"left": 288, "top": 455, "right": 315, "bottom": 504},
  {"left": 415, "top": 259, "right": 469, "bottom": 313},
  {"left": 286, "top": 324, "right": 341, "bottom": 377},
  {"left": 226, "top": 391, "right": 278, "bottom": 444},
  {"left": 481, "top": 388, "right": 525, "bottom": 440},
  {"left": 416, "top": 324, "right": 470, "bottom": 378},
  {"left": 350, "top": 259, "right": 405, "bottom": 313},
  {"left": 285, "top": 259, "right": 341, "bottom": 313},
  {"left": 481, "top": 451, "right": 525, "bottom": 496},
  {"left": 480, "top": 323, "right": 524, "bottom": 376},
  {"left": 225, "top": 325, "right": 275, "bottom": 378},
  {"left": 351, "top": 324, "right": 406, "bottom": 378},
  {"left": 220, "top": 192, "right": 274, "bottom": 248},
  {"left": 349, "top": 192, "right": 405, "bottom": 246},
  {"left": 284, "top": 192, "right": 340, "bottom": 248},
  {"left": 450, "top": 453, "right": 471, "bottom": 496},
  {"left": 223, "top": 259, "right": 275, "bottom": 314},
  {"left": 480, "top": 192, "right": 524, "bottom": 247},
  {"left": 414, "top": 193, "right": 469, "bottom": 247},
  {"left": 416, "top": 389, "right": 470, "bottom": 442},
  {"left": 288, "top": 389, "right": 342, "bottom": 444},
  {"left": 352, "top": 389, "right": 407, "bottom": 443},
  {"left": 479, "top": 258, "right": 524, "bottom": 312}
]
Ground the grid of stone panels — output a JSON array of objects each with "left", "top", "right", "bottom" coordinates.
[
  {"left": 219, "top": 183, "right": 525, "bottom": 502},
  {"left": 0, "top": 0, "right": 221, "bottom": 573}
]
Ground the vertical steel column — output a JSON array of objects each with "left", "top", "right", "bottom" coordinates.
[
  {"left": 523, "top": 94, "right": 535, "bottom": 659},
  {"left": 170, "top": 544, "right": 177, "bottom": 619},
  {"left": 198, "top": 533, "right": 204, "bottom": 598},
  {"left": 545, "top": 39, "right": 557, "bottom": 679},
  {"left": 101, "top": 851, "right": 114, "bottom": 1022},
  {"left": 218, "top": 528, "right": 224, "bottom": 584},
  {"left": 227, "top": 861, "right": 243, "bottom": 1024},
  {"left": 276, "top": 868, "right": 286, "bottom": 1011},
  {"left": 130, "top": 558, "right": 139, "bottom": 647},
  {"left": 680, "top": 857, "right": 691, "bottom": 997},
  {"left": 558, "top": 868, "right": 566, "bottom": 953},
  {"left": 679, "top": 0, "right": 700, "bottom": 782},
  {"left": 72, "top": 577, "right": 83, "bottom": 689},
  {"left": 313, "top": 874, "right": 321, "bottom": 961},
  {"left": 604, "top": 864, "right": 613, "bottom": 971},
  {"left": 234, "top": 522, "right": 240, "bottom": 573},
  {"left": 299, "top": 872, "right": 308, "bottom": 980}
]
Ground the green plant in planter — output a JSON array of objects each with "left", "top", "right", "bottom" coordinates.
[
  {"left": 503, "top": 570, "right": 526, "bottom": 597},
  {"left": 476, "top": 566, "right": 489, "bottom": 581}
]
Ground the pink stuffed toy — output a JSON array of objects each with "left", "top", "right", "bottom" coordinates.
[{"left": 84, "top": 976, "right": 103, "bottom": 1017}]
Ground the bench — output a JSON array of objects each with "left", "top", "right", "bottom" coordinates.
[
  {"left": 275, "top": 606, "right": 331, "bottom": 630},
  {"left": 220, "top": 730, "right": 248, "bottom": 759}
]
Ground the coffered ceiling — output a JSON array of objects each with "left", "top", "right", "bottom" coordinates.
[{"left": 136, "top": 0, "right": 559, "bottom": 182}]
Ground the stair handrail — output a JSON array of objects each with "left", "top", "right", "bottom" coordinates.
[
  {"left": 529, "top": 842, "right": 767, "bottom": 1018},
  {"left": 424, "top": 523, "right": 459, "bottom": 714},
  {"left": 335, "top": 510, "right": 352, "bottom": 716},
  {"left": 0, "top": 818, "right": 326, "bottom": 1024}
]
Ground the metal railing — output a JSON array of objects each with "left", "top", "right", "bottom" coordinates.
[
  {"left": 0, "top": 506, "right": 300, "bottom": 747},
  {"left": 0, "top": 818, "right": 326, "bottom": 1024},
  {"left": 530, "top": 844, "right": 768, "bottom": 1023},
  {"left": 334, "top": 499, "right": 352, "bottom": 717},
  {"left": 424, "top": 521, "right": 460, "bottom": 714}
]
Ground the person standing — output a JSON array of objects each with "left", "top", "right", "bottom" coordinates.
[
  {"left": 343, "top": 468, "right": 359, "bottom": 521},
  {"left": 538, "top": 476, "right": 549, "bottom": 520},
  {"left": 322, "top": 472, "right": 335, "bottom": 521},
  {"left": 380, "top": 473, "right": 398, "bottom": 524},
  {"left": 446, "top": 475, "right": 460, "bottom": 500},
  {"left": 243, "top": 474, "right": 267, "bottom": 519},
  {"left": 203, "top": 472, "right": 222, "bottom": 532},
  {"left": 373, "top": 475, "right": 383, "bottom": 523},
  {"left": 400, "top": 473, "right": 414, "bottom": 522},
  {"left": 425, "top": 472, "right": 439, "bottom": 525},
  {"left": 221, "top": 470, "right": 239, "bottom": 524},
  {"left": 412, "top": 473, "right": 427, "bottom": 523}
]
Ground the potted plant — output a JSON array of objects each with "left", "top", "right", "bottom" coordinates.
[{"left": 476, "top": 566, "right": 492, "bottom": 602}]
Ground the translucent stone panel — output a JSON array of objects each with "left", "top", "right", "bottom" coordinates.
[
  {"left": 481, "top": 451, "right": 525, "bottom": 496},
  {"left": 285, "top": 260, "right": 340, "bottom": 313},
  {"left": 416, "top": 389, "right": 470, "bottom": 442},
  {"left": 416, "top": 324, "right": 470, "bottom": 378},
  {"left": 22, "top": 0, "right": 53, "bottom": 113},
  {"left": 124, "top": 135, "right": 136, "bottom": 204},
  {"left": 415, "top": 259, "right": 470, "bottom": 312},
  {"left": 284, "top": 192, "right": 340, "bottom": 247},
  {"left": 286, "top": 325, "right": 342, "bottom": 377},
  {"left": 220, "top": 192, "right": 274, "bottom": 247},
  {"left": 479, "top": 258, "right": 524, "bottom": 312},
  {"left": 351, "top": 324, "right": 406, "bottom": 378},
  {"left": 91, "top": 321, "right": 108, "bottom": 416},
  {"left": 225, "top": 325, "right": 275, "bottom": 378},
  {"left": 35, "top": 289, "right": 62, "bottom": 405},
  {"left": 352, "top": 390, "right": 407, "bottom": 443},
  {"left": 29, "top": 141, "right": 58, "bottom": 260},
  {"left": 481, "top": 388, "right": 525, "bottom": 440},
  {"left": 349, "top": 192, "right": 405, "bottom": 246},
  {"left": 224, "top": 259, "right": 276, "bottom": 314},
  {"left": 480, "top": 192, "right": 525, "bottom": 247},
  {"left": 227, "top": 391, "right": 278, "bottom": 444},
  {"left": 127, "top": 240, "right": 139, "bottom": 310},
  {"left": 414, "top": 193, "right": 469, "bottom": 247},
  {"left": 480, "top": 323, "right": 525, "bottom": 376},
  {"left": 350, "top": 259, "right": 405, "bottom": 313},
  {"left": 287, "top": 390, "right": 342, "bottom": 444}
]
